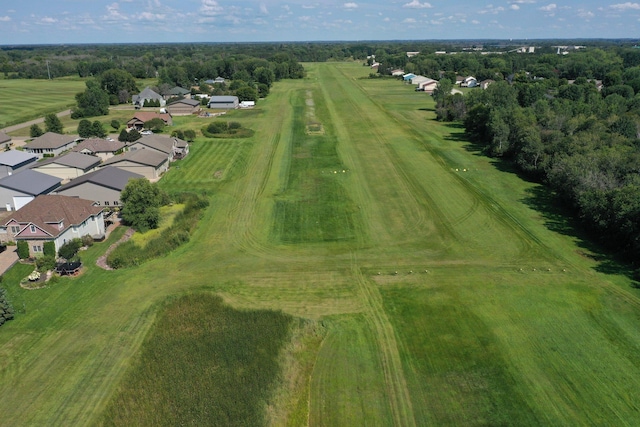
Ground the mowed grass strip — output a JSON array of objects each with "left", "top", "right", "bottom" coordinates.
[
  {"left": 99, "top": 294, "right": 293, "bottom": 427},
  {"left": 272, "top": 88, "right": 359, "bottom": 244}
]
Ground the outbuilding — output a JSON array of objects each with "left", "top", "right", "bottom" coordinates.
[{"left": 208, "top": 96, "right": 239, "bottom": 110}]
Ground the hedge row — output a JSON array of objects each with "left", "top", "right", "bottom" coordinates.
[{"left": 107, "top": 193, "right": 209, "bottom": 269}]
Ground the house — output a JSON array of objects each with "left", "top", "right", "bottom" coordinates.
[
  {"left": 480, "top": 79, "right": 495, "bottom": 90},
  {"left": 403, "top": 73, "right": 417, "bottom": 81},
  {"left": 23, "top": 132, "right": 78, "bottom": 159},
  {"left": 0, "top": 151, "right": 37, "bottom": 178},
  {"left": 126, "top": 112, "right": 173, "bottom": 131},
  {"left": 239, "top": 101, "right": 255, "bottom": 108},
  {"left": 410, "top": 76, "right": 430, "bottom": 86},
  {"left": 99, "top": 149, "right": 169, "bottom": 180},
  {"left": 406, "top": 51, "right": 420, "bottom": 58},
  {"left": 371, "top": 62, "right": 380, "bottom": 69},
  {"left": 0, "top": 132, "right": 11, "bottom": 150},
  {"left": 418, "top": 79, "right": 439, "bottom": 94},
  {"left": 166, "top": 98, "right": 201, "bottom": 116},
  {"left": 208, "top": 96, "right": 239, "bottom": 109},
  {"left": 461, "top": 76, "right": 478, "bottom": 88},
  {"left": 30, "top": 152, "right": 101, "bottom": 182},
  {"left": 391, "top": 69, "right": 405, "bottom": 77},
  {"left": 0, "top": 194, "right": 105, "bottom": 256},
  {"left": 132, "top": 87, "right": 166, "bottom": 108},
  {"left": 55, "top": 166, "right": 144, "bottom": 207},
  {"left": 0, "top": 169, "right": 62, "bottom": 211},
  {"left": 204, "top": 77, "right": 225, "bottom": 85},
  {"left": 71, "top": 138, "right": 125, "bottom": 161},
  {"left": 127, "top": 134, "right": 189, "bottom": 162}
]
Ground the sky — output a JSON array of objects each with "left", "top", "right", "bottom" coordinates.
[{"left": 1, "top": 0, "right": 640, "bottom": 45}]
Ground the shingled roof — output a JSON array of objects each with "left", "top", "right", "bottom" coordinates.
[
  {"left": 6, "top": 195, "right": 102, "bottom": 238},
  {"left": 0, "top": 169, "right": 61, "bottom": 195},
  {"left": 35, "top": 152, "right": 101, "bottom": 171},
  {"left": 101, "top": 149, "right": 168, "bottom": 168},
  {"left": 72, "top": 138, "right": 125, "bottom": 154},
  {"left": 57, "top": 166, "right": 144, "bottom": 192},
  {"left": 24, "top": 132, "right": 77, "bottom": 150}
]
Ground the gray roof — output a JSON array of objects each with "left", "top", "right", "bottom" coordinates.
[
  {"left": 0, "top": 169, "right": 62, "bottom": 195},
  {"left": 169, "top": 86, "right": 191, "bottom": 96},
  {"left": 0, "top": 150, "right": 37, "bottom": 167},
  {"left": 71, "top": 138, "right": 125, "bottom": 154},
  {"left": 168, "top": 98, "right": 200, "bottom": 107},
  {"left": 0, "top": 132, "right": 11, "bottom": 144},
  {"left": 133, "top": 87, "right": 163, "bottom": 102},
  {"left": 34, "top": 152, "right": 101, "bottom": 171},
  {"left": 57, "top": 166, "right": 144, "bottom": 192},
  {"left": 25, "top": 132, "right": 77, "bottom": 150},
  {"left": 209, "top": 96, "right": 238, "bottom": 103},
  {"left": 130, "top": 135, "right": 174, "bottom": 154},
  {"left": 101, "top": 149, "right": 168, "bottom": 168}
]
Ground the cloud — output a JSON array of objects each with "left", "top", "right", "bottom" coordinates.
[
  {"left": 610, "top": 2, "right": 640, "bottom": 10},
  {"left": 403, "top": 0, "right": 432, "bottom": 8},
  {"left": 578, "top": 9, "right": 595, "bottom": 18},
  {"left": 201, "top": 0, "right": 223, "bottom": 16},
  {"left": 0, "top": 16, "right": 11, "bottom": 22},
  {"left": 402, "top": 18, "right": 417, "bottom": 23},
  {"left": 510, "top": 4, "right": 520, "bottom": 9},
  {"left": 104, "top": 2, "right": 128, "bottom": 21},
  {"left": 260, "top": 3, "right": 268, "bottom": 14},
  {"left": 472, "top": 19, "right": 480, "bottom": 24},
  {"left": 138, "top": 12, "right": 166, "bottom": 21},
  {"left": 40, "top": 16, "right": 58, "bottom": 23},
  {"left": 540, "top": 3, "right": 557, "bottom": 11},
  {"left": 343, "top": 3, "right": 358, "bottom": 9}
]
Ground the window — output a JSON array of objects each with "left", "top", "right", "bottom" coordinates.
[
  {"left": 29, "top": 225, "right": 36, "bottom": 233},
  {"left": 32, "top": 245, "right": 41, "bottom": 252},
  {"left": 114, "top": 201, "right": 119, "bottom": 206},
  {"left": 10, "top": 226, "right": 20, "bottom": 234},
  {"left": 104, "top": 201, "right": 109, "bottom": 206}
]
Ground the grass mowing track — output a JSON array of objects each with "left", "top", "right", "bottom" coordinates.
[{"left": 0, "top": 62, "right": 640, "bottom": 425}]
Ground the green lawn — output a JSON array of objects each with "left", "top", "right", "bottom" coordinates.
[{"left": 1, "top": 62, "right": 640, "bottom": 426}]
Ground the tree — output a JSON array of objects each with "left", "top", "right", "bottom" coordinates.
[
  {"left": 144, "top": 118, "right": 165, "bottom": 133},
  {"left": 73, "top": 79, "right": 110, "bottom": 118},
  {"left": 235, "top": 86, "right": 257, "bottom": 102},
  {"left": 111, "top": 119, "right": 121, "bottom": 130},
  {"left": 92, "top": 121, "right": 107, "bottom": 138},
  {"left": 77, "top": 119, "right": 93, "bottom": 138},
  {"left": 16, "top": 241, "right": 29, "bottom": 259},
  {"left": 58, "top": 238, "right": 82, "bottom": 260},
  {"left": 43, "top": 241, "right": 56, "bottom": 257},
  {"left": 30, "top": 124, "right": 43, "bottom": 138},
  {"left": 99, "top": 69, "right": 137, "bottom": 98},
  {"left": 44, "top": 113, "right": 63, "bottom": 133},
  {"left": 120, "top": 179, "right": 165, "bottom": 232},
  {"left": 119, "top": 128, "right": 141, "bottom": 143},
  {"left": 184, "top": 129, "right": 196, "bottom": 142},
  {"left": 253, "top": 66, "right": 275, "bottom": 88}
]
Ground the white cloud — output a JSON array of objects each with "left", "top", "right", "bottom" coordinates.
[
  {"left": 472, "top": 19, "right": 480, "bottom": 24},
  {"left": 302, "top": 4, "right": 316, "bottom": 9},
  {"left": 344, "top": 3, "right": 358, "bottom": 9},
  {"left": 540, "top": 3, "right": 557, "bottom": 11},
  {"left": 260, "top": 3, "right": 268, "bottom": 14},
  {"left": 403, "top": 0, "right": 432, "bottom": 8},
  {"left": 610, "top": 2, "right": 640, "bottom": 10},
  {"left": 40, "top": 16, "right": 57, "bottom": 23},
  {"left": 510, "top": 4, "right": 520, "bottom": 10},
  {"left": 578, "top": 9, "right": 595, "bottom": 18},
  {"left": 138, "top": 12, "right": 166, "bottom": 21},
  {"left": 403, "top": 18, "right": 417, "bottom": 23},
  {"left": 104, "top": 2, "right": 128, "bottom": 21},
  {"left": 0, "top": 16, "right": 11, "bottom": 22},
  {"left": 201, "top": 0, "right": 223, "bottom": 16}
]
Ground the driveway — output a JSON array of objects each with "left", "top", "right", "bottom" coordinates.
[{"left": 0, "top": 247, "right": 19, "bottom": 276}]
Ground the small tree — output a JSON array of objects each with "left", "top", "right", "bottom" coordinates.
[
  {"left": 184, "top": 129, "right": 196, "bottom": 142},
  {"left": 58, "top": 238, "right": 82, "bottom": 260},
  {"left": 92, "top": 121, "right": 107, "bottom": 138},
  {"left": 30, "top": 124, "right": 44, "bottom": 138},
  {"left": 144, "top": 118, "right": 165, "bottom": 133},
  {"left": 110, "top": 119, "right": 121, "bottom": 131},
  {"left": 16, "top": 241, "right": 29, "bottom": 259},
  {"left": 78, "top": 119, "right": 93, "bottom": 138},
  {"left": 44, "top": 113, "right": 64, "bottom": 134},
  {"left": 171, "top": 129, "right": 185, "bottom": 140}
]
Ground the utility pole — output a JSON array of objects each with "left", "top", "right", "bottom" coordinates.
[{"left": 46, "top": 60, "right": 51, "bottom": 80}]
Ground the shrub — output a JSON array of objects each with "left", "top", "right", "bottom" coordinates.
[
  {"left": 0, "top": 287, "right": 15, "bottom": 326},
  {"left": 36, "top": 255, "right": 56, "bottom": 272},
  {"left": 16, "top": 241, "right": 29, "bottom": 259},
  {"left": 111, "top": 119, "right": 121, "bottom": 130},
  {"left": 58, "top": 238, "right": 82, "bottom": 260},
  {"left": 228, "top": 121, "right": 242, "bottom": 130},
  {"left": 43, "top": 241, "right": 56, "bottom": 257},
  {"left": 81, "top": 234, "right": 94, "bottom": 247},
  {"left": 184, "top": 129, "right": 196, "bottom": 142},
  {"left": 206, "top": 121, "right": 229, "bottom": 134},
  {"left": 30, "top": 124, "right": 44, "bottom": 138},
  {"left": 171, "top": 129, "right": 185, "bottom": 140}
]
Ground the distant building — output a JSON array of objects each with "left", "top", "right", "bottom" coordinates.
[{"left": 208, "top": 96, "right": 239, "bottom": 110}]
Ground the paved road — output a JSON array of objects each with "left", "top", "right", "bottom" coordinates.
[{"left": 1, "top": 109, "right": 72, "bottom": 134}]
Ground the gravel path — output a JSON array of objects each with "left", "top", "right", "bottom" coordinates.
[{"left": 96, "top": 228, "right": 135, "bottom": 270}]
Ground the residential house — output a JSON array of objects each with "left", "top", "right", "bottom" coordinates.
[
  {"left": 0, "top": 169, "right": 62, "bottom": 211},
  {"left": 165, "top": 86, "right": 191, "bottom": 100},
  {"left": 127, "top": 134, "right": 189, "bottom": 162},
  {"left": 0, "top": 194, "right": 105, "bottom": 256},
  {"left": 132, "top": 87, "right": 166, "bottom": 108},
  {"left": 208, "top": 96, "right": 239, "bottom": 109},
  {"left": 418, "top": 79, "right": 439, "bottom": 94},
  {"left": 166, "top": 98, "right": 201, "bottom": 116},
  {"left": 55, "top": 166, "right": 144, "bottom": 207},
  {"left": 71, "top": 138, "right": 125, "bottom": 161},
  {"left": 460, "top": 76, "right": 478, "bottom": 88},
  {"left": 99, "top": 150, "right": 169, "bottom": 180},
  {"left": 403, "top": 73, "right": 416, "bottom": 81},
  {"left": 23, "top": 132, "right": 78, "bottom": 159},
  {"left": 0, "top": 132, "right": 11, "bottom": 150},
  {"left": 391, "top": 69, "right": 405, "bottom": 77},
  {"left": 126, "top": 112, "right": 173, "bottom": 131},
  {"left": 30, "top": 152, "right": 101, "bottom": 182},
  {"left": 0, "top": 151, "right": 37, "bottom": 178},
  {"left": 410, "top": 76, "right": 430, "bottom": 86},
  {"left": 204, "top": 77, "right": 225, "bottom": 85},
  {"left": 406, "top": 51, "right": 420, "bottom": 58}
]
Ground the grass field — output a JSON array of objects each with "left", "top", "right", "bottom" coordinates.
[
  {"left": 0, "top": 77, "right": 86, "bottom": 128},
  {"left": 1, "top": 62, "right": 640, "bottom": 426}
]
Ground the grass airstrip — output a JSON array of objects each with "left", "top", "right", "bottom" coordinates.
[{"left": 1, "top": 62, "right": 640, "bottom": 425}]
